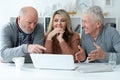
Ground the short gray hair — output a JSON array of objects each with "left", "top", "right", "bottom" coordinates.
[{"left": 84, "top": 5, "right": 104, "bottom": 24}]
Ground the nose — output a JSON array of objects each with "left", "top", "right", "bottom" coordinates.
[
  {"left": 56, "top": 20, "right": 62, "bottom": 28},
  {"left": 30, "top": 23, "right": 36, "bottom": 29},
  {"left": 57, "top": 20, "right": 61, "bottom": 25}
]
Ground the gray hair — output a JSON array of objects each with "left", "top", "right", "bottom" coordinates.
[{"left": 84, "top": 5, "right": 104, "bottom": 24}]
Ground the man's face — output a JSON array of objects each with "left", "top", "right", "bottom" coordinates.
[
  {"left": 18, "top": 14, "right": 38, "bottom": 34},
  {"left": 82, "top": 13, "right": 98, "bottom": 36}
]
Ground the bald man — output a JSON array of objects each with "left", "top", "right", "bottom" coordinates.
[{"left": 0, "top": 6, "right": 46, "bottom": 63}]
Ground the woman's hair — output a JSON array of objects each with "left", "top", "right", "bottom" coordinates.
[
  {"left": 46, "top": 9, "right": 74, "bottom": 41},
  {"left": 84, "top": 5, "right": 104, "bottom": 24}
]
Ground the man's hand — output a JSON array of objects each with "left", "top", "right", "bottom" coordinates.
[
  {"left": 88, "top": 42, "right": 105, "bottom": 62},
  {"left": 75, "top": 45, "right": 86, "bottom": 62},
  {"left": 27, "top": 44, "right": 46, "bottom": 53}
]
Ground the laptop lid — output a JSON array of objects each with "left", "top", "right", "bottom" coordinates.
[{"left": 30, "top": 54, "right": 75, "bottom": 70}]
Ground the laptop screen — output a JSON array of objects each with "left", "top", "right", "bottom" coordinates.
[{"left": 30, "top": 54, "right": 75, "bottom": 70}]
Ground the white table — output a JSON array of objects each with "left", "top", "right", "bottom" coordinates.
[{"left": 0, "top": 63, "right": 120, "bottom": 80}]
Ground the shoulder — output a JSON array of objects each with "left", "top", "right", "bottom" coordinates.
[
  {"left": 35, "top": 23, "right": 44, "bottom": 31},
  {"left": 102, "top": 26, "right": 120, "bottom": 41},
  {"left": 103, "top": 26, "right": 119, "bottom": 35},
  {"left": 2, "top": 21, "right": 17, "bottom": 33},
  {"left": 33, "top": 23, "right": 44, "bottom": 35},
  {"left": 36, "top": 23, "right": 44, "bottom": 29},
  {"left": 71, "top": 32, "right": 80, "bottom": 39}
]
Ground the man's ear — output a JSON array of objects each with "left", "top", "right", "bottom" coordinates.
[
  {"left": 96, "top": 20, "right": 102, "bottom": 28},
  {"left": 17, "top": 16, "right": 20, "bottom": 23}
]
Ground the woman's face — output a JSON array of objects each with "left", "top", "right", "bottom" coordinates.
[{"left": 52, "top": 14, "right": 67, "bottom": 30}]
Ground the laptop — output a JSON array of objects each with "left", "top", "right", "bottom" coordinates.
[{"left": 30, "top": 54, "right": 75, "bottom": 70}]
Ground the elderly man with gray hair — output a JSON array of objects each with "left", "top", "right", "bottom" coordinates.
[{"left": 75, "top": 5, "right": 120, "bottom": 64}]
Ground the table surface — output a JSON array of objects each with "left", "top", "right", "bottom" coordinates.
[{"left": 0, "top": 63, "right": 120, "bottom": 80}]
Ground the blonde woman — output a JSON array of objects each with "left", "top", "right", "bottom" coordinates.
[{"left": 44, "top": 9, "right": 85, "bottom": 62}]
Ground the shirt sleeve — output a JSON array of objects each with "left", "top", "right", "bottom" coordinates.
[
  {"left": 44, "top": 40, "right": 53, "bottom": 53},
  {"left": 59, "top": 32, "right": 80, "bottom": 62},
  {"left": 0, "top": 24, "right": 28, "bottom": 62},
  {"left": 59, "top": 33, "right": 80, "bottom": 55},
  {"left": 112, "top": 29, "right": 120, "bottom": 64}
]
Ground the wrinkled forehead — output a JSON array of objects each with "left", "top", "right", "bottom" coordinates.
[{"left": 82, "top": 13, "right": 96, "bottom": 21}]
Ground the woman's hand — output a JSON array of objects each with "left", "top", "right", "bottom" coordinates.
[
  {"left": 47, "top": 28, "right": 64, "bottom": 41},
  {"left": 56, "top": 30, "right": 64, "bottom": 43}
]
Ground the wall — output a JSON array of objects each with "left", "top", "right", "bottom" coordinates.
[
  {"left": 0, "top": 0, "right": 120, "bottom": 31},
  {"left": 93, "top": 0, "right": 120, "bottom": 33},
  {"left": 93, "top": 0, "right": 120, "bottom": 18},
  {"left": 0, "top": 0, "right": 76, "bottom": 26}
]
